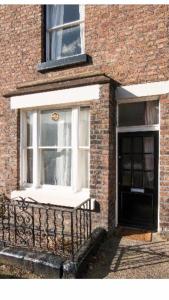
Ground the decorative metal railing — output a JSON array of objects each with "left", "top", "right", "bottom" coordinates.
[{"left": 0, "top": 194, "right": 92, "bottom": 260}]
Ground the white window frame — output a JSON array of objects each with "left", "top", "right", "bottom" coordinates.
[
  {"left": 20, "top": 106, "right": 90, "bottom": 193},
  {"left": 46, "top": 5, "right": 85, "bottom": 61}
]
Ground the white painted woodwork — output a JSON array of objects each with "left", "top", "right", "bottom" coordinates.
[
  {"left": 116, "top": 80, "right": 169, "bottom": 99},
  {"left": 10, "top": 85, "right": 100, "bottom": 109}
]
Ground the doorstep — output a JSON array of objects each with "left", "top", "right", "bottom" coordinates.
[{"left": 114, "top": 226, "right": 153, "bottom": 242}]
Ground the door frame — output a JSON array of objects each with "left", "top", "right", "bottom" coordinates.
[{"left": 115, "top": 100, "right": 160, "bottom": 231}]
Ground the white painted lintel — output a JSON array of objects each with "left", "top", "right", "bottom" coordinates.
[
  {"left": 11, "top": 84, "right": 100, "bottom": 109},
  {"left": 116, "top": 80, "right": 169, "bottom": 100}
]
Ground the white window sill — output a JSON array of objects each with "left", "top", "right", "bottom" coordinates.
[{"left": 11, "top": 187, "right": 95, "bottom": 210}]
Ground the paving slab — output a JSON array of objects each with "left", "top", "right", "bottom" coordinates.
[{"left": 82, "top": 234, "right": 169, "bottom": 279}]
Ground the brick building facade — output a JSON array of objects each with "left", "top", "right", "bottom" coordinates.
[{"left": 1, "top": 5, "right": 169, "bottom": 232}]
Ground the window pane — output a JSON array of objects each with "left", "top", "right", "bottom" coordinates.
[
  {"left": 122, "top": 171, "right": 131, "bottom": 186},
  {"left": 49, "top": 25, "right": 81, "bottom": 60},
  {"left": 144, "top": 172, "right": 154, "bottom": 189},
  {"left": 27, "top": 149, "right": 33, "bottom": 184},
  {"left": 63, "top": 5, "right": 80, "bottom": 23},
  {"left": 61, "top": 25, "right": 81, "bottom": 58},
  {"left": 41, "top": 149, "right": 71, "bottom": 186},
  {"left": 46, "top": 5, "right": 80, "bottom": 30},
  {"left": 46, "top": 5, "right": 64, "bottom": 29},
  {"left": 133, "top": 155, "right": 143, "bottom": 170},
  {"left": 122, "top": 155, "right": 131, "bottom": 170},
  {"left": 145, "top": 101, "right": 159, "bottom": 125},
  {"left": 133, "top": 137, "right": 142, "bottom": 153},
  {"left": 79, "top": 150, "right": 89, "bottom": 188},
  {"left": 27, "top": 112, "right": 33, "bottom": 147},
  {"left": 122, "top": 137, "right": 131, "bottom": 153},
  {"left": 40, "top": 110, "right": 71, "bottom": 147},
  {"left": 48, "top": 30, "right": 62, "bottom": 60},
  {"left": 133, "top": 171, "right": 143, "bottom": 187},
  {"left": 144, "top": 154, "right": 154, "bottom": 171},
  {"left": 119, "top": 102, "right": 145, "bottom": 126},
  {"left": 119, "top": 101, "right": 159, "bottom": 127},
  {"left": 144, "top": 137, "right": 154, "bottom": 153},
  {"left": 79, "top": 108, "right": 89, "bottom": 147}
]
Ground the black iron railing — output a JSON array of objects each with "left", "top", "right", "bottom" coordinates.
[{"left": 0, "top": 194, "right": 92, "bottom": 260}]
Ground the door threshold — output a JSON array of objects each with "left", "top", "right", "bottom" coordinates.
[{"left": 114, "top": 226, "right": 153, "bottom": 242}]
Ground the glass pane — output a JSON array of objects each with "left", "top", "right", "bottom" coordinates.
[
  {"left": 61, "top": 25, "right": 81, "bottom": 58},
  {"left": 46, "top": 5, "right": 80, "bottom": 29},
  {"left": 133, "top": 155, "right": 143, "bottom": 170},
  {"left": 119, "top": 102, "right": 145, "bottom": 126},
  {"left": 122, "top": 171, "right": 131, "bottom": 186},
  {"left": 27, "top": 111, "right": 33, "bottom": 147},
  {"left": 122, "top": 155, "right": 131, "bottom": 170},
  {"left": 49, "top": 30, "right": 62, "bottom": 60},
  {"left": 145, "top": 101, "right": 159, "bottom": 125},
  {"left": 122, "top": 138, "right": 131, "bottom": 153},
  {"left": 133, "top": 137, "right": 142, "bottom": 153},
  {"left": 119, "top": 101, "right": 159, "bottom": 127},
  {"left": 49, "top": 25, "right": 81, "bottom": 60},
  {"left": 40, "top": 110, "right": 71, "bottom": 147},
  {"left": 41, "top": 149, "right": 71, "bottom": 186},
  {"left": 79, "top": 108, "right": 89, "bottom": 147},
  {"left": 27, "top": 149, "right": 33, "bottom": 184},
  {"left": 144, "top": 154, "right": 154, "bottom": 171},
  {"left": 144, "top": 137, "right": 154, "bottom": 153},
  {"left": 144, "top": 172, "right": 154, "bottom": 189},
  {"left": 46, "top": 5, "right": 64, "bottom": 29},
  {"left": 79, "top": 150, "right": 89, "bottom": 188},
  {"left": 63, "top": 5, "right": 80, "bottom": 23},
  {"left": 133, "top": 171, "right": 143, "bottom": 187}
]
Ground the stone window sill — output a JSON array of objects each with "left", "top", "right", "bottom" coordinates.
[
  {"left": 11, "top": 187, "right": 95, "bottom": 210},
  {"left": 37, "top": 54, "right": 88, "bottom": 72}
]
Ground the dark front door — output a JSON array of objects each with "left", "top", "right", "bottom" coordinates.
[{"left": 118, "top": 131, "right": 158, "bottom": 230}]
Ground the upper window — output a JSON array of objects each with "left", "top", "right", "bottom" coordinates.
[{"left": 46, "top": 5, "right": 84, "bottom": 61}]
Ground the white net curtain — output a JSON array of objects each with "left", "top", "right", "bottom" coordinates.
[
  {"left": 145, "top": 100, "right": 159, "bottom": 125},
  {"left": 40, "top": 109, "right": 72, "bottom": 186}
]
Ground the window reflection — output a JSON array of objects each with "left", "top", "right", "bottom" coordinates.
[{"left": 119, "top": 101, "right": 159, "bottom": 127}]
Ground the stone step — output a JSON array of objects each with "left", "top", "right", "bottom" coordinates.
[{"left": 114, "top": 227, "right": 152, "bottom": 242}]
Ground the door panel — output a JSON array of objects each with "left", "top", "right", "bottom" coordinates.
[
  {"left": 118, "top": 131, "right": 158, "bottom": 230},
  {"left": 120, "top": 192, "right": 153, "bottom": 225}
]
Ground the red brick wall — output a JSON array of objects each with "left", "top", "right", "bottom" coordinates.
[
  {"left": 0, "top": 5, "right": 169, "bottom": 229},
  {"left": 90, "top": 83, "right": 116, "bottom": 230},
  {"left": 1, "top": 4, "right": 169, "bottom": 91}
]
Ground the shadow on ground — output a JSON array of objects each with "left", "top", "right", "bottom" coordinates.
[
  {"left": 0, "top": 274, "right": 19, "bottom": 279},
  {"left": 81, "top": 234, "right": 169, "bottom": 279}
]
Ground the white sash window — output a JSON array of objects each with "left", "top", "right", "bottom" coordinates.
[
  {"left": 20, "top": 107, "right": 90, "bottom": 192},
  {"left": 46, "top": 5, "right": 84, "bottom": 61}
]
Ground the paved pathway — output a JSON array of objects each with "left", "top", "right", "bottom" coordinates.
[{"left": 82, "top": 234, "right": 169, "bottom": 279}]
